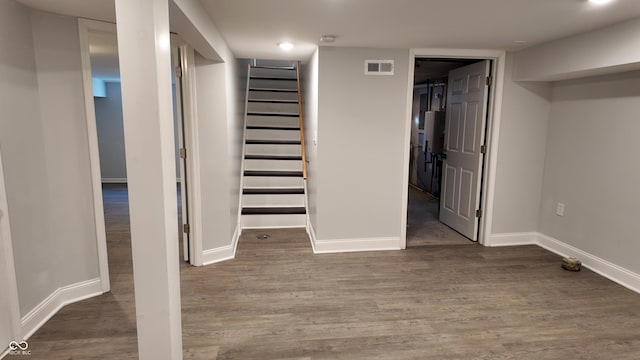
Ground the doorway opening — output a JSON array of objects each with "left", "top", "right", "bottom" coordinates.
[
  {"left": 406, "top": 57, "right": 492, "bottom": 247},
  {"left": 85, "top": 25, "right": 192, "bottom": 276}
]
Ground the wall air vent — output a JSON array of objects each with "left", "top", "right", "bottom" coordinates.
[{"left": 365, "top": 60, "right": 394, "bottom": 75}]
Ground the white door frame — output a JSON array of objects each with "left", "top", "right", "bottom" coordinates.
[
  {"left": 0, "top": 146, "right": 21, "bottom": 348},
  {"left": 170, "top": 39, "right": 204, "bottom": 266},
  {"left": 78, "top": 19, "right": 204, "bottom": 284},
  {"left": 400, "top": 48, "right": 506, "bottom": 248},
  {"left": 78, "top": 18, "right": 115, "bottom": 292}
]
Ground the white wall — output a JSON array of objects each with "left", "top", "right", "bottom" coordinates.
[
  {"left": 230, "top": 58, "right": 250, "bottom": 238},
  {"left": 0, "top": 146, "right": 19, "bottom": 356},
  {"left": 0, "top": 0, "right": 54, "bottom": 318},
  {"left": 539, "top": 70, "right": 640, "bottom": 275},
  {"left": 0, "top": 1, "right": 101, "bottom": 326},
  {"left": 94, "top": 82, "right": 127, "bottom": 181},
  {"left": 315, "top": 47, "right": 409, "bottom": 241},
  {"left": 171, "top": 0, "right": 245, "bottom": 256},
  {"left": 194, "top": 56, "right": 230, "bottom": 250},
  {"left": 31, "top": 9, "right": 100, "bottom": 293},
  {"left": 301, "top": 49, "right": 319, "bottom": 233},
  {"left": 513, "top": 17, "right": 640, "bottom": 81},
  {"left": 193, "top": 55, "right": 246, "bottom": 251},
  {"left": 491, "top": 53, "right": 552, "bottom": 234},
  {"left": 93, "top": 81, "right": 180, "bottom": 182}
]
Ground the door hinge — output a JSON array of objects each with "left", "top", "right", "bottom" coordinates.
[
  {"left": 179, "top": 148, "right": 186, "bottom": 159},
  {"left": 486, "top": 76, "right": 492, "bottom": 86},
  {"left": 480, "top": 145, "right": 486, "bottom": 154},
  {"left": 175, "top": 66, "right": 183, "bottom": 79},
  {"left": 476, "top": 209, "right": 483, "bottom": 218},
  {"left": 183, "top": 223, "right": 190, "bottom": 234}
]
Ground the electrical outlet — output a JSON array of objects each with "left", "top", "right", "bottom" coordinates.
[{"left": 556, "top": 202, "right": 565, "bottom": 217}]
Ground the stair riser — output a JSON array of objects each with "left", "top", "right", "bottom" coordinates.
[
  {"left": 247, "top": 102, "right": 299, "bottom": 115},
  {"left": 249, "top": 91, "right": 298, "bottom": 102},
  {"left": 244, "top": 159, "right": 302, "bottom": 171},
  {"left": 241, "top": 214, "right": 306, "bottom": 229},
  {"left": 245, "top": 144, "right": 301, "bottom": 156},
  {"left": 243, "top": 176, "right": 303, "bottom": 188},
  {"left": 242, "top": 194, "right": 305, "bottom": 207},
  {"left": 246, "top": 129, "right": 300, "bottom": 141},
  {"left": 250, "top": 79, "right": 297, "bottom": 91},
  {"left": 251, "top": 67, "right": 297, "bottom": 79},
  {"left": 246, "top": 116, "right": 299, "bottom": 128}
]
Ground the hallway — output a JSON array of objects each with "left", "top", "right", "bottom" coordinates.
[
  {"left": 406, "top": 186, "right": 472, "bottom": 247},
  {"left": 22, "top": 186, "right": 640, "bottom": 359}
]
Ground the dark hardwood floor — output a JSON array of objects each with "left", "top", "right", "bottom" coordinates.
[{"left": 24, "top": 184, "right": 640, "bottom": 359}]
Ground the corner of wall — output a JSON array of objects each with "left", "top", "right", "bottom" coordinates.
[{"left": 20, "top": 278, "right": 103, "bottom": 340}]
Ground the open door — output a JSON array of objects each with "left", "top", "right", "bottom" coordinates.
[
  {"left": 171, "top": 42, "right": 191, "bottom": 262},
  {"left": 439, "top": 60, "right": 490, "bottom": 241}
]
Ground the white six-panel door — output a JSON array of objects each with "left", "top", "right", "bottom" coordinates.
[{"left": 439, "top": 60, "right": 490, "bottom": 241}]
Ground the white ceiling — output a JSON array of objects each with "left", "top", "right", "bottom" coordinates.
[
  {"left": 16, "top": 0, "right": 640, "bottom": 61},
  {"left": 200, "top": 0, "right": 640, "bottom": 60}
]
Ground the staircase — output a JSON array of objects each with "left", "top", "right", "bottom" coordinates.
[{"left": 240, "top": 64, "right": 307, "bottom": 229}]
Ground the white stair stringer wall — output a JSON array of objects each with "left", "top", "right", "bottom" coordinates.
[{"left": 240, "top": 64, "right": 308, "bottom": 229}]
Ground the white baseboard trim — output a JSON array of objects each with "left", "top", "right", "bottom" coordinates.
[
  {"left": 306, "top": 221, "right": 317, "bottom": 253},
  {"left": 231, "top": 224, "right": 241, "bottom": 259},
  {"left": 20, "top": 278, "right": 103, "bottom": 340},
  {"left": 486, "top": 232, "right": 538, "bottom": 247},
  {"left": 313, "top": 237, "right": 400, "bottom": 254},
  {"left": 536, "top": 233, "right": 640, "bottom": 294},
  {"left": 201, "top": 233, "right": 238, "bottom": 266},
  {"left": 487, "top": 232, "right": 640, "bottom": 294}
]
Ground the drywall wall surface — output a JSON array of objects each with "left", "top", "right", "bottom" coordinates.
[
  {"left": 491, "top": 53, "right": 552, "bottom": 234},
  {"left": 539, "top": 70, "right": 640, "bottom": 274},
  {"left": 513, "top": 17, "right": 640, "bottom": 81},
  {"left": 94, "top": 81, "right": 181, "bottom": 182},
  {"left": 194, "top": 55, "right": 232, "bottom": 250},
  {"left": 301, "top": 49, "right": 320, "bottom": 233},
  {"left": 31, "top": 10, "right": 100, "bottom": 290},
  {"left": 94, "top": 82, "right": 127, "bottom": 180},
  {"left": 0, "top": 0, "right": 55, "bottom": 317},
  {"left": 315, "top": 47, "right": 409, "bottom": 241},
  {"left": 171, "top": 0, "right": 230, "bottom": 62},
  {"left": 229, "top": 58, "right": 250, "bottom": 238}
]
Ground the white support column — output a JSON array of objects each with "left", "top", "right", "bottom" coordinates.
[{"left": 114, "top": 1, "right": 183, "bottom": 359}]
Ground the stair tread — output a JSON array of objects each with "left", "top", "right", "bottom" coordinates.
[
  {"left": 245, "top": 155, "right": 302, "bottom": 160},
  {"left": 244, "top": 170, "right": 303, "bottom": 177},
  {"left": 246, "top": 139, "right": 301, "bottom": 145},
  {"left": 248, "top": 99, "right": 299, "bottom": 104},
  {"left": 247, "top": 112, "right": 298, "bottom": 117},
  {"left": 249, "top": 88, "right": 298, "bottom": 93},
  {"left": 251, "top": 66, "right": 296, "bottom": 70},
  {"left": 246, "top": 126, "right": 300, "bottom": 131},
  {"left": 250, "top": 76, "right": 297, "bottom": 81},
  {"left": 243, "top": 188, "right": 305, "bottom": 195},
  {"left": 242, "top": 207, "right": 306, "bottom": 215}
]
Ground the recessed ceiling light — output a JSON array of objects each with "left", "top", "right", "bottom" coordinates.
[
  {"left": 278, "top": 42, "right": 294, "bottom": 51},
  {"left": 588, "top": 0, "right": 613, "bottom": 5}
]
